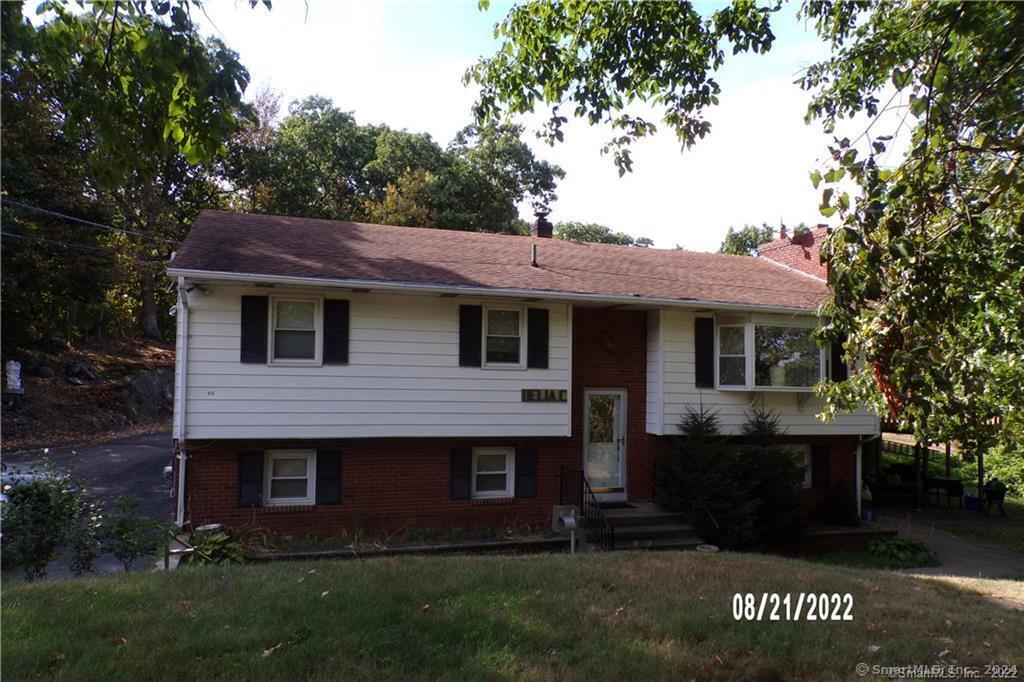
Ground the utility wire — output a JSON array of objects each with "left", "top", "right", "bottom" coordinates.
[
  {"left": 1, "top": 230, "right": 112, "bottom": 254},
  {"left": 1, "top": 198, "right": 175, "bottom": 243}
]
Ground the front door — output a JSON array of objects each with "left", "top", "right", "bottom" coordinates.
[{"left": 584, "top": 390, "right": 626, "bottom": 499}]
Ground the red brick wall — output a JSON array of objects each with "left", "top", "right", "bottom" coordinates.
[
  {"left": 757, "top": 226, "right": 829, "bottom": 280},
  {"left": 177, "top": 308, "right": 860, "bottom": 536}
]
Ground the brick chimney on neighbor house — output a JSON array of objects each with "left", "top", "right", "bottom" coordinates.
[
  {"left": 531, "top": 210, "right": 553, "bottom": 238},
  {"left": 757, "top": 224, "right": 830, "bottom": 280}
]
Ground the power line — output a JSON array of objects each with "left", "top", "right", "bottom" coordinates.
[
  {"left": 1, "top": 230, "right": 111, "bottom": 254},
  {"left": 1, "top": 198, "right": 175, "bottom": 243}
]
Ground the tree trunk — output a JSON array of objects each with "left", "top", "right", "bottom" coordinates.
[{"left": 140, "top": 272, "right": 161, "bottom": 339}]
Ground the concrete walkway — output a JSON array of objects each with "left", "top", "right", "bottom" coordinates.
[{"left": 878, "top": 512, "right": 1024, "bottom": 580}]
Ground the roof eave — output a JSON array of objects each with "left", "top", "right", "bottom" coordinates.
[{"left": 167, "top": 266, "right": 826, "bottom": 316}]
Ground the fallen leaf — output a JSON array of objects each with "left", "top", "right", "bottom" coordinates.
[
  {"left": 320, "top": 591, "right": 330, "bottom": 598},
  {"left": 110, "top": 637, "right": 128, "bottom": 648},
  {"left": 297, "top": 577, "right": 305, "bottom": 583},
  {"left": 938, "top": 649, "right": 952, "bottom": 658},
  {"left": 52, "top": 652, "right": 66, "bottom": 661},
  {"left": 262, "top": 643, "right": 283, "bottom": 658},
  {"left": 866, "top": 621, "right": 878, "bottom": 630},
  {"left": 420, "top": 604, "right": 431, "bottom": 612},
  {"left": 615, "top": 607, "right": 625, "bottom": 616},
  {"left": 307, "top": 569, "right": 317, "bottom": 575},
  {"left": 714, "top": 655, "right": 724, "bottom": 666},
  {"left": 937, "top": 636, "right": 954, "bottom": 645},
  {"left": 866, "top": 645, "right": 880, "bottom": 653},
  {"left": 944, "top": 620, "right": 953, "bottom": 628}
]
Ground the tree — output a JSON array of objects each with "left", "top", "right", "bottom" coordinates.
[
  {"left": 805, "top": 2, "right": 1024, "bottom": 465},
  {"left": 470, "top": 1, "right": 1024, "bottom": 459},
  {"left": 228, "top": 99, "right": 565, "bottom": 234},
  {"left": 3, "top": 2, "right": 252, "bottom": 340},
  {"left": 554, "top": 221, "right": 652, "bottom": 247},
  {"left": 718, "top": 224, "right": 777, "bottom": 256},
  {"left": 465, "top": 1, "right": 776, "bottom": 174}
]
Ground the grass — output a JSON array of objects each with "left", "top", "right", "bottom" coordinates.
[
  {"left": 808, "top": 551, "right": 939, "bottom": 571},
  {"left": 4, "top": 552, "right": 1023, "bottom": 681},
  {"left": 881, "top": 497, "right": 1024, "bottom": 555}
]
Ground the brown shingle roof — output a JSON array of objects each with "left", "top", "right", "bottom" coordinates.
[{"left": 169, "top": 210, "right": 828, "bottom": 311}]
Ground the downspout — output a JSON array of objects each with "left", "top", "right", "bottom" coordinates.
[
  {"left": 175, "top": 276, "right": 190, "bottom": 527},
  {"left": 855, "top": 441, "right": 863, "bottom": 517}
]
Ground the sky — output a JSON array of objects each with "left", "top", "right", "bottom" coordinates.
[{"left": 195, "top": 1, "right": 854, "bottom": 252}]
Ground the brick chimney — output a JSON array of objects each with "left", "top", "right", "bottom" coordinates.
[
  {"left": 757, "top": 224, "right": 830, "bottom": 280},
  {"left": 531, "top": 210, "right": 553, "bottom": 239}
]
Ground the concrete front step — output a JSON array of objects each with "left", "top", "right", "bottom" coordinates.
[
  {"left": 611, "top": 523, "right": 700, "bottom": 542},
  {"left": 603, "top": 511, "right": 687, "bottom": 528},
  {"left": 614, "top": 537, "right": 706, "bottom": 552}
]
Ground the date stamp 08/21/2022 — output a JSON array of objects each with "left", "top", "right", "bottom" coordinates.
[{"left": 732, "top": 593, "right": 1019, "bottom": 680}]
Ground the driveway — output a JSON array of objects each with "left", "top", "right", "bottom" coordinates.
[
  {"left": 2, "top": 431, "right": 174, "bottom": 579},
  {"left": 878, "top": 512, "right": 1024, "bottom": 580}
]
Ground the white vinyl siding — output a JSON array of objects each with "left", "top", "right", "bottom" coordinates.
[
  {"left": 181, "top": 285, "right": 571, "bottom": 439},
  {"left": 658, "top": 309, "right": 878, "bottom": 436}
]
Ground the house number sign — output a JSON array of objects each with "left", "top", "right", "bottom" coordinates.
[{"left": 521, "top": 389, "right": 568, "bottom": 402}]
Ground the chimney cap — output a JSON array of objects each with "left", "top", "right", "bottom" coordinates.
[{"left": 531, "top": 210, "right": 553, "bottom": 238}]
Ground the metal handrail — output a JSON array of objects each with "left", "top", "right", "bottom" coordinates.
[{"left": 560, "top": 466, "right": 615, "bottom": 550}]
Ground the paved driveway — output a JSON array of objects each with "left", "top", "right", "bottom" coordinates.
[
  {"left": 4, "top": 431, "right": 175, "bottom": 522},
  {"left": 3, "top": 432, "right": 174, "bottom": 579}
]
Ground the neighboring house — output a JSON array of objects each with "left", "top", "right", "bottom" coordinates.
[{"left": 167, "top": 210, "right": 877, "bottom": 534}]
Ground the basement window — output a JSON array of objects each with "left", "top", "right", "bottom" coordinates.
[
  {"left": 471, "top": 447, "right": 514, "bottom": 499},
  {"left": 265, "top": 450, "right": 316, "bottom": 506}
]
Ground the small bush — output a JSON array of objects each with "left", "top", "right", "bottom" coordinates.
[
  {"left": 103, "top": 495, "right": 163, "bottom": 571},
  {"left": 821, "top": 482, "right": 860, "bottom": 526},
  {"left": 180, "top": 527, "right": 246, "bottom": 567},
  {"left": 1, "top": 459, "right": 98, "bottom": 580},
  {"left": 655, "top": 407, "right": 805, "bottom": 550},
  {"left": 868, "top": 537, "right": 938, "bottom": 568}
]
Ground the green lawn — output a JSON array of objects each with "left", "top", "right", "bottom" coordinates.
[{"left": 4, "top": 552, "right": 1023, "bottom": 681}]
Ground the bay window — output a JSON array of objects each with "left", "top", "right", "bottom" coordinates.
[{"left": 716, "top": 320, "right": 823, "bottom": 391}]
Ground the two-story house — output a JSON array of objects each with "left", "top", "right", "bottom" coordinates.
[{"left": 168, "top": 211, "right": 877, "bottom": 534}]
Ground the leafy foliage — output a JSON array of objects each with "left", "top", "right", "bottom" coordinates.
[
  {"left": 0, "top": 459, "right": 101, "bottom": 580},
  {"left": 179, "top": 528, "right": 246, "bottom": 567},
  {"left": 655, "top": 407, "right": 805, "bottom": 549},
  {"left": 806, "top": 2, "right": 1024, "bottom": 462},
  {"left": 103, "top": 495, "right": 163, "bottom": 571},
  {"left": 228, "top": 96, "right": 564, "bottom": 234},
  {"left": 554, "top": 221, "right": 652, "bottom": 247},
  {"left": 868, "top": 537, "right": 937, "bottom": 569},
  {"left": 2, "top": 1, "right": 252, "bottom": 343},
  {"left": 719, "top": 224, "right": 778, "bottom": 256},
  {"left": 467, "top": 0, "right": 776, "bottom": 174}
]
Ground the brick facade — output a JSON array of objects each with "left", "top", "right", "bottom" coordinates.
[{"left": 177, "top": 308, "right": 860, "bottom": 535}]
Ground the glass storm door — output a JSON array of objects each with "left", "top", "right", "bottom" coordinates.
[{"left": 584, "top": 390, "right": 626, "bottom": 495}]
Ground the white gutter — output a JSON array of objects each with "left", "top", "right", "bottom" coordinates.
[
  {"left": 174, "top": 276, "right": 189, "bottom": 527},
  {"left": 166, "top": 267, "right": 824, "bottom": 316}
]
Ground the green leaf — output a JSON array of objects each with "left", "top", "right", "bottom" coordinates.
[{"left": 810, "top": 170, "right": 822, "bottom": 189}]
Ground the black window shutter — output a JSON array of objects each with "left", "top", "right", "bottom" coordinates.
[
  {"left": 238, "top": 451, "right": 264, "bottom": 507},
  {"left": 515, "top": 447, "right": 537, "bottom": 498},
  {"left": 811, "top": 445, "right": 830, "bottom": 489},
  {"left": 459, "top": 305, "right": 482, "bottom": 367},
  {"left": 830, "top": 334, "right": 849, "bottom": 382},
  {"left": 526, "top": 308, "right": 549, "bottom": 369},
  {"left": 240, "top": 296, "right": 269, "bottom": 363},
  {"left": 450, "top": 448, "right": 472, "bottom": 500},
  {"left": 315, "top": 449, "right": 343, "bottom": 505},
  {"left": 323, "top": 300, "right": 350, "bottom": 365},
  {"left": 694, "top": 317, "right": 715, "bottom": 388}
]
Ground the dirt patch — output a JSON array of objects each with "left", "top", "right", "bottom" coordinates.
[{"left": 2, "top": 338, "right": 174, "bottom": 452}]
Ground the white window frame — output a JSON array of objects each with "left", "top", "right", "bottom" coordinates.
[
  {"left": 264, "top": 449, "right": 317, "bottom": 506},
  {"left": 796, "top": 445, "right": 812, "bottom": 488},
  {"left": 482, "top": 304, "right": 526, "bottom": 369},
  {"left": 716, "top": 323, "right": 748, "bottom": 388},
  {"left": 268, "top": 295, "right": 323, "bottom": 366},
  {"left": 715, "top": 320, "right": 824, "bottom": 392},
  {"left": 471, "top": 447, "right": 515, "bottom": 499}
]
